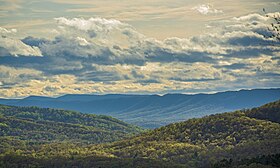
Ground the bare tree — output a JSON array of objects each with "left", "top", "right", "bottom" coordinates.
[{"left": 263, "top": 8, "right": 280, "bottom": 41}]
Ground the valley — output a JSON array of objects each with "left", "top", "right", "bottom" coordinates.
[{"left": 1, "top": 88, "right": 279, "bottom": 128}]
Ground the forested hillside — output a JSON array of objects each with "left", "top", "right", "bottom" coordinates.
[
  {"left": 245, "top": 100, "right": 280, "bottom": 124},
  {"left": 1, "top": 100, "right": 280, "bottom": 167},
  {"left": 0, "top": 105, "right": 142, "bottom": 144}
]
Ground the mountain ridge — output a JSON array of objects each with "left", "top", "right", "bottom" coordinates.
[{"left": 0, "top": 88, "right": 279, "bottom": 128}]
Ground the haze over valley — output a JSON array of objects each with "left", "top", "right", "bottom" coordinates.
[{"left": 1, "top": 88, "right": 279, "bottom": 128}]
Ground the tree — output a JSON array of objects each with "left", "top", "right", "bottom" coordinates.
[{"left": 263, "top": 8, "right": 280, "bottom": 41}]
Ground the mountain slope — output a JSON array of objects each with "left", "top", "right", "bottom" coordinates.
[
  {"left": 0, "top": 105, "right": 142, "bottom": 144},
  {"left": 245, "top": 100, "right": 280, "bottom": 124},
  {"left": 1, "top": 100, "right": 280, "bottom": 168},
  {"left": 0, "top": 88, "right": 279, "bottom": 128},
  {"left": 96, "top": 100, "right": 280, "bottom": 167}
]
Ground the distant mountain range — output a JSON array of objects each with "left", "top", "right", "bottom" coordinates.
[{"left": 0, "top": 88, "right": 279, "bottom": 128}]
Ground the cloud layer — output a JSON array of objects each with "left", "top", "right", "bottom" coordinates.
[{"left": 0, "top": 12, "right": 279, "bottom": 97}]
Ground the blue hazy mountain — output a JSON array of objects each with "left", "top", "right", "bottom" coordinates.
[{"left": 0, "top": 88, "right": 279, "bottom": 128}]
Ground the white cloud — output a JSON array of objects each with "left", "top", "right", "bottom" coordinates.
[
  {"left": 76, "top": 37, "right": 90, "bottom": 46},
  {"left": 54, "top": 17, "right": 144, "bottom": 46},
  {"left": 192, "top": 4, "right": 223, "bottom": 15},
  {"left": 233, "top": 13, "right": 269, "bottom": 22},
  {"left": 55, "top": 17, "right": 127, "bottom": 31},
  {"left": 0, "top": 27, "right": 17, "bottom": 34},
  {"left": 0, "top": 37, "right": 43, "bottom": 57},
  {"left": 0, "top": 27, "right": 42, "bottom": 57}
]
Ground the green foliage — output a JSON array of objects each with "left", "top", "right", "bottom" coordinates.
[
  {"left": 0, "top": 105, "right": 141, "bottom": 132},
  {"left": 0, "top": 105, "right": 143, "bottom": 144},
  {"left": 0, "top": 100, "right": 280, "bottom": 167},
  {"left": 213, "top": 153, "right": 280, "bottom": 168},
  {"left": 245, "top": 100, "right": 280, "bottom": 123}
]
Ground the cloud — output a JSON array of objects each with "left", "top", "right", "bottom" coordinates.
[
  {"left": 233, "top": 13, "right": 269, "bottom": 22},
  {"left": 21, "top": 36, "right": 49, "bottom": 47},
  {"left": 0, "top": 27, "right": 17, "bottom": 34},
  {"left": 0, "top": 12, "right": 279, "bottom": 97},
  {"left": 0, "top": 27, "right": 42, "bottom": 57},
  {"left": 0, "top": 65, "right": 43, "bottom": 87},
  {"left": 55, "top": 17, "right": 129, "bottom": 32},
  {"left": 2, "top": 0, "right": 276, "bottom": 41},
  {"left": 192, "top": 4, "right": 223, "bottom": 15},
  {"left": 0, "top": 36, "right": 43, "bottom": 57}
]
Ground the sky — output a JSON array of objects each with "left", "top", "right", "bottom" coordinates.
[{"left": 0, "top": 0, "right": 279, "bottom": 98}]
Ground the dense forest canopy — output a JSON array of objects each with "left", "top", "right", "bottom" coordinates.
[
  {"left": 0, "top": 105, "right": 142, "bottom": 144},
  {"left": 0, "top": 100, "right": 280, "bottom": 167}
]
